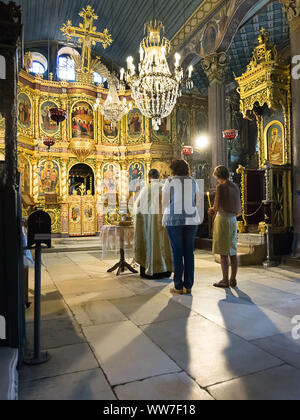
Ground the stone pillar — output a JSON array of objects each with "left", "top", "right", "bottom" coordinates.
[
  {"left": 281, "top": 0, "right": 300, "bottom": 256},
  {"left": 202, "top": 52, "right": 229, "bottom": 172}
]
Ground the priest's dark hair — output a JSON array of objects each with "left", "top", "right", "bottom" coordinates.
[
  {"left": 170, "top": 159, "right": 190, "bottom": 177},
  {"left": 148, "top": 169, "right": 160, "bottom": 180}
]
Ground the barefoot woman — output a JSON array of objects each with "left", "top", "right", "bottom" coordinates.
[{"left": 209, "top": 166, "right": 242, "bottom": 288}]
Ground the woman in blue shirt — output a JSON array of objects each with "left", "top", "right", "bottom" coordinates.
[{"left": 162, "top": 159, "right": 203, "bottom": 295}]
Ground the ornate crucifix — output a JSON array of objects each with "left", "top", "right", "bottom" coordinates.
[{"left": 61, "top": 5, "right": 113, "bottom": 79}]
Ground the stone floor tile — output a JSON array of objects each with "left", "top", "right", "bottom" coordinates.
[
  {"left": 26, "top": 317, "right": 85, "bottom": 351},
  {"left": 208, "top": 365, "right": 300, "bottom": 400},
  {"left": 141, "top": 316, "right": 282, "bottom": 388},
  {"left": 21, "top": 343, "right": 98, "bottom": 382},
  {"left": 169, "top": 291, "right": 292, "bottom": 341},
  {"left": 20, "top": 369, "right": 115, "bottom": 400},
  {"left": 83, "top": 321, "right": 181, "bottom": 386},
  {"left": 252, "top": 332, "right": 300, "bottom": 369},
  {"left": 110, "top": 293, "right": 196, "bottom": 326},
  {"left": 69, "top": 299, "right": 128, "bottom": 327},
  {"left": 115, "top": 372, "right": 214, "bottom": 401}
]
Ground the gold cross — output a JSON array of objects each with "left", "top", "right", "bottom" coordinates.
[{"left": 61, "top": 5, "right": 113, "bottom": 75}]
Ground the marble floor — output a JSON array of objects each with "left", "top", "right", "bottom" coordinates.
[{"left": 20, "top": 250, "right": 300, "bottom": 400}]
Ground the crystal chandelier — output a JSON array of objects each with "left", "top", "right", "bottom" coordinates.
[
  {"left": 100, "top": 75, "right": 132, "bottom": 127},
  {"left": 121, "top": 20, "right": 190, "bottom": 131}
]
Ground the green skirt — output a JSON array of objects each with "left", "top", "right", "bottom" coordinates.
[{"left": 212, "top": 213, "right": 238, "bottom": 256}]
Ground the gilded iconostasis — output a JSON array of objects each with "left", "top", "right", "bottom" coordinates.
[{"left": 0, "top": 71, "right": 208, "bottom": 236}]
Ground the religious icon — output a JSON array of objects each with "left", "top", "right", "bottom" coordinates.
[
  {"left": 18, "top": 156, "right": 31, "bottom": 194},
  {"left": 127, "top": 109, "right": 143, "bottom": 137},
  {"left": 72, "top": 102, "right": 94, "bottom": 139},
  {"left": 103, "top": 163, "right": 120, "bottom": 195},
  {"left": 177, "top": 108, "right": 190, "bottom": 143},
  {"left": 129, "top": 162, "right": 145, "bottom": 193},
  {"left": 203, "top": 25, "right": 217, "bottom": 55},
  {"left": 71, "top": 206, "right": 80, "bottom": 222},
  {"left": 41, "top": 101, "right": 59, "bottom": 135},
  {"left": 84, "top": 204, "right": 93, "bottom": 220},
  {"left": 266, "top": 122, "right": 284, "bottom": 166},
  {"left": 18, "top": 93, "right": 31, "bottom": 128},
  {"left": 195, "top": 107, "right": 208, "bottom": 135},
  {"left": 103, "top": 119, "right": 118, "bottom": 138},
  {"left": 155, "top": 117, "right": 170, "bottom": 137},
  {"left": 39, "top": 160, "right": 60, "bottom": 196},
  {"left": 151, "top": 161, "right": 172, "bottom": 179}
]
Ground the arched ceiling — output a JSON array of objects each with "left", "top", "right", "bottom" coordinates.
[
  {"left": 5, "top": 0, "right": 205, "bottom": 67},
  {"left": 2, "top": 0, "right": 290, "bottom": 95},
  {"left": 192, "top": 0, "right": 290, "bottom": 94}
]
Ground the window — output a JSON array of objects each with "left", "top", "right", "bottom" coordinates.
[
  {"left": 57, "top": 47, "right": 79, "bottom": 82},
  {"left": 28, "top": 52, "right": 47, "bottom": 75},
  {"left": 57, "top": 55, "right": 76, "bottom": 81},
  {"left": 93, "top": 72, "right": 106, "bottom": 85},
  {"left": 30, "top": 61, "right": 45, "bottom": 75}
]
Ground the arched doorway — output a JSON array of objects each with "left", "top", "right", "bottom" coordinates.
[
  {"left": 68, "top": 164, "right": 96, "bottom": 237},
  {"left": 69, "top": 163, "right": 95, "bottom": 196}
]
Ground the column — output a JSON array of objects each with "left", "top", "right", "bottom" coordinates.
[
  {"left": 32, "top": 158, "right": 40, "bottom": 201},
  {"left": 281, "top": 1, "right": 300, "bottom": 256},
  {"left": 61, "top": 159, "right": 68, "bottom": 202},
  {"left": 202, "top": 52, "right": 229, "bottom": 171}
]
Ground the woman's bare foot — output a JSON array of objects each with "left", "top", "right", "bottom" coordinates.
[
  {"left": 213, "top": 280, "right": 230, "bottom": 289},
  {"left": 230, "top": 279, "right": 237, "bottom": 287}
]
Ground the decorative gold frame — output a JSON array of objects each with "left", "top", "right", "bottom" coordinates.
[
  {"left": 39, "top": 98, "right": 62, "bottom": 138},
  {"left": 264, "top": 120, "right": 285, "bottom": 166}
]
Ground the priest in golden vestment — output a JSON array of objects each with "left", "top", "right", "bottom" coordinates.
[{"left": 134, "top": 169, "right": 173, "bottom": 279}]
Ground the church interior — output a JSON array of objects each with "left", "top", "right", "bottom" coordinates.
[{"left": 1, "top": 0, "right": 300, "bottom": 402}]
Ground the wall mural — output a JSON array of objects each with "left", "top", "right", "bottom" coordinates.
[
  {"left": 39, "top": 160, "right": 60, "bottom": 196},
  {"left": 129, "top": 162, "right": 145, "bottom": 193},
  {"left": 127, "top": 109, "right": 143, "bottom": 138},
  {"left": 177, "top": 108, "right": 190, "bottom": 144},
  {"left": 72, "top": 102, "right": 94, "bottom": 139},
  {"left": 41, "top": 101, "right": 59, "bottom": 135},
  {"left": 103, "top": 119, "right": 118, "bottom": 139},
  {"left": 18, "top": 93, "right": 31, "bottom": 128}
]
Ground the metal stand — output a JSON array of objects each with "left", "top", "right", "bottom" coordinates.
[
  {"left": 107, "top": 226, "right": 138, "bottom": 276},
  {"left": 24, "top": 244, "right": 50, "bottom": 365},
  {"left": 263, "top": 224, "right": 279, "bottom": 269}
]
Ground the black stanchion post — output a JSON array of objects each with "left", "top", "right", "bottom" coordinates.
[{"left": 24, "top": 211, "right": 51, "bottom": 366}]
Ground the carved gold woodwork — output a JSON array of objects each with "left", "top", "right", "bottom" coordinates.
[
  {"left": 235, "top": 28, "right": 291, "bottom": 168},
  {"left": 60, "top": 5, "right": 112, "bottom": 84},
  {"left": 9, "top": 65, "right": 205, "bottom": 236},
  {"left": 236, "top": 30, "right": 293, "bottom": 233}
]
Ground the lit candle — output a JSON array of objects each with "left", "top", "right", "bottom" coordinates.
[
  {"left": 207, "top": 191, "right": 212, "bottom": 208},
  {"left": 120, "top": 68, "right": 125, "bottom": 81},
  {"left": 188, "top": 65, "right": 193, "bottom": 78},
  {"left": 127, "top": 56, "right": 133, "bottom": 71},
  {"left": 175, "top": 53, "right": 181, "bottom": 67}
]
